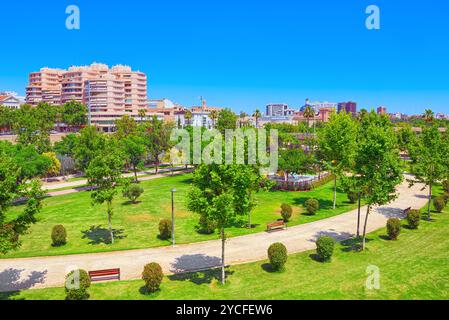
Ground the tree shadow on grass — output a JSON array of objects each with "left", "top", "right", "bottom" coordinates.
[
  {"left": 340, "top": 237, "right": 374, "bottom": 252},
  {"left": 179, "top": 178, "right": 194, "bottom": 185},
  {"left": 292, "top": 198, "right": 335, "bottom": 211},
  {"left": 121, "top": 200, "right": 142, "bottom": 206},
  {"left": 0, "top": 269, "right": 48, "bottom": 298},
  {"left": 81, "top": 225, "right": 127, "bottom": 245},
  {"left": 260, "top": 263, "right": 286, "bottom": 273}
]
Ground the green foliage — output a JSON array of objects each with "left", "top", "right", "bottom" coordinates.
[
  {"left": 158, "top": 219, "right": 172, "bottom": 240},
  {"left": 387, "top": 218, "right": 402, "bottom": 240},
  {"left": 120, "top": 134, "right": 146, "bottom": 182},
  {"left": 442, "top": 180, "right": 449, "bottom": 193},
  {"left": 216, "top": 108, "right": 238, "bottom": 132},
  {"left": 407, "top": 210, "right": 421, "bottom": 230},
  {"left": 197, "top": 214, "right": 217, "bottom": 234},
  {"left": 54, "top": 133, "right": 78, "bottom": 157},
  {"left": 347, "top": 191, "right": 358, "bottom": 204},
  {"left": 142, "top": 263, "right": 163, "bottom": 293},
  {"left": 278, "top": 148, "right": 313, "bottom": 180},
  {"left": 316, "top": 236, "right": 335, "bottom": 262},
  {"left": 51, "top": 225, "right": 67, "bottom": 247},
  {"left": 304, "top": 198, "right": 320, "bottom": 215},
  {"left": 61, "top": 101, "right": 88, "bottom": 128},
  {"left": 141, "top": 116, "right": 174, "bottom": 170},
  {"left": 433, "top": 196, "right": 446, "bottom": 213},
  {"left": 123, "top": 183, "right": 144, "bottom": 204},
  {"left": 73, "top": 126, "right": 107, "bottom": 171},
  {"left": 268, "top": 242, "right": 288, "bottom": 271},
  {"left": 280, "top": 204, "right": 292, "bottom": 222},
  {"left": 65, "top": 269, "right": 91, "bottom": 300}
]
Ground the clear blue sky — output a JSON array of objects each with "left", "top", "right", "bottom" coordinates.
[{"left": 1, "top": 0, "right": 448, "bottom": 114}]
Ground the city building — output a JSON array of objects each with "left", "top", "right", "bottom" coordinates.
[
  {"left": 293, "top": 107, "right": 335, "bottom": 125},
  {"left": 147, "top": 98, "right": 185, "bottom": 124},
  {"left": 338, "top": 101, "right": 357, "bottom": 116},
  {"left": 26, "top": 68, "right": 65, "bottom": 105},
  {"left": 377, "top": 106, "right": 387, "bottom": 114},
  {"left": 300, "top": 99, "right": 337, "bottom": 113},
  {"left": 266, "top": 104, "right": 295, "bottom": 117},
  {"left": 187, "top": 100, "right": 223, "bottom": 128},
  {"left": 0, "top": 92, "right": 25, "bottom": 109}
]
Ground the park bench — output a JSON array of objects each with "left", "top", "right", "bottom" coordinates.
[
  {"left": 403, "top": 207, "right": 412, "bottom": 215},
  {"left": 88, "top": 268, "right": 121, "bottom": 283},
  {"left": 267, "top": 220, "right": 287, "bottom": 232}
]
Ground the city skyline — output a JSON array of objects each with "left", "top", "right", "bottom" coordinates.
[{"left": 1, "top": 0, "right": 448, "bottom": 114}]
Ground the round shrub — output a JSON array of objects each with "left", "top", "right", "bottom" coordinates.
[
  {"left": 347, "top": 191, "right": 358, "bottom": 204},
  {"left": 51, "top": 225, "right": 67, "bottom": 247},
  {"left": 198, "top": 214, "right": 216, "bottom": 234},
  {"left": 267, "top": 243, "right": 288, "bottom": 271},
  {"left": 407, "top": 209, "right": 421, "bottom": 229},
  {"left": 316, "top": 236, "right": 335, "bottom": 262},
  {"left": 142, "top": 262, "right": 163, "bottom": 293},
  {"left": 304, "top": 198, "right": 320, "bottom": 215},
  {"left": 387, "top": 218, "right": 402, "bottom": 240},
  {"left": 65, "top": 269, "right": 91, "bottom": 300},
  {"left": 442, "top": 180, "right": 449, "bottom": 193},
  {"left": 158, "top": 219, "right": 172, "bottom": 240},
  {"left": 433, "top": 196, "right": 446, "bottom": 213},
  {"left": 123, "top": 184, "right": 144, "bottom": 203},
  {"left": 280, "top": 204, "right": 293, "bottom": 222}
]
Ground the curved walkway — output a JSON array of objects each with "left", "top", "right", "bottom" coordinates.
[{"left": 0, "top": 175, "right": 428, "bottom": 292}]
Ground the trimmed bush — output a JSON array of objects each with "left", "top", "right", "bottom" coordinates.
[
  {"left": 158, "top": 219, "right": 172, "bottom": 240},
  {"left": 442, "top": 180, "right": 449, "bottom": 193},
  {"left": 347, "top": 191, "right": 358, "bottom": 204},
  {"left": 51, "top": 225, "right": 67, "bottom": 247},
  {"left": 280, "top": 204, "right": 293, "bottom": 222},
  {"left": 316, "top": 236, "right": 335, "bottom": 262},
  {"left": 268, "top": 243, "right": 288, "bottom": 271},
  {"left": 433, "top": 196, "right": 446, "bottom": 213},
  {"left": 387, "top": 218, "right": 402, "bottom": 240},
  {"left": 142, "top": 262, "right": 163, "bottom": 293},
  {"left": 198, "top": 214, "right": 216, "bottom": 234},
  {"left": 407, "top": 209, "right": 421, "bottom": 229},
  {"left": 304, "top": 198, "right": 320, "bottom": 215},
  {"left": 65, "top": 269, "right": 91, "bottom": 300},
  {"left": 123, "top": 184, "right": 144, "bottom": 204}
]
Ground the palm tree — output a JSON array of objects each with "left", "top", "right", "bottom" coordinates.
[
  {"left": 303, "top": 105, "right": 315, "bottom": 130},
  {"left": 423, "top": 109, "right": 435, "bottom": 123},
  {"left": 138, "top": 109, "right": 146, "bottom": 123},
  {"left": 210, "top": 110, "right": 218, "bottom": 128},
  {"left": 184, "top": 110, "right": 193, "bottom": 126},
  {"left": 253, "top": 109, "right": 262, "bottom": 128},
  {"left": 239, "top": 111, "right": 248, "bottom": 128}
]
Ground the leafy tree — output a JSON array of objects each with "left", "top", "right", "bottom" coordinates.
[
  {"left": 187, "top": 164, "right": 261, "bottom": 284},
  {"left": 120, "top": 134, "right": 146, "bottom": 182},
  {"left": 62, "top": 101, "right": 88, "bottom": 130},
  {"left": 354, "top": 112, "right": 403, "bottom": 250},
  {"left": 303, "top": 105, "right": 315, "bottom": 129},
  {"left": 114, "top": 115, "right": 138, "bottom": 140},
  {"left": 216, "top": 108, "right": 237, "bottom": 133},
  {"left": 54, "top": 133, "right": 78, "bottom": 158},
  {"left": 317, "top": 111, "right": 358, "bottom": 209},
  {"left": 423, "top": 109, "right": 435, "bottom": 123},
  {"left": 278, "top": 148, "right": 312, "bottom": 183},
  {"left": 209, "top": 110, "right": 218, "bottom": 128},
  {"left": 396, "top": 124, "right": 416, "bottom": 153},
  {"left": 122, "top": 183, "right": 144, "bottom": 204},
  {"left": 42, "top": 152, "right": 61, "bottom": 179},
  {"left": 184, "top": 110, "right": 192, "bottom": 126},
  {"left": 73, "top": 126, "right": 106, "bottom": 171},
  {"left": 138, "top": 109, "right": 147, "bottom": 122},
  {"left": 253, "top": 109, "right": 262, "bottom": 128},
  {"left": 86, "top": 151, "right": 125, "bottom": 244},
  {"left": 408, "top": 125, "right": 448, "bottom": 220},
  {"left": 142, "top": 116, "right": 174, "bottom": 174}
]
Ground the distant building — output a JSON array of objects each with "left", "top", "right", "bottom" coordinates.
[
  {"left": 266, "top": 104, "right": 295, "bottom": 117},
  {"left": 301, "top": 99, "right": 337, "bottom": 113},
  {"left": 338, "top": 102, "right": 357, "bottom": 116},
  {"left": 377, "top": 106, "right": 387, "bottom": 114},
  {"left": 0, "top": 92, "right": 25, "bottom": 109},
  {"left": 293, "top": 107, "right": 335, "bottom": 125},
  {"left": 187, "top": 100, "right": 223, "bottom": 128}
]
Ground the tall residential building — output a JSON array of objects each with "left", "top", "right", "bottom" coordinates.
[
  {"left": 26, "top": 63, "right": 148, "bottom": 131},
  {"left": 266, "top": 104, "right": 294, "bottom": 117},
  {"left": 338, "top": 101, "right": 357, "bottom": 116}
]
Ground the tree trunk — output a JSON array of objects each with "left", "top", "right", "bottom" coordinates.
[
  {"left": 133, "top": 164, "right": 138, "bottom": 183},
  {"left": 333, "top": 175, "right": 337, "bottom": 210},
  {"left": 362, "top": 205, "right": 371, "bottom": 250},
  {"left": 427, "top": 183, "right": 432, "bottom": 221},
  {"left": 108, "top": 201, "right": 114, "bottom": 244},
  {"left": 220, "top": 228, "right": 226, "bottom": 285},
  {"left": 248, "top": 212, "right": 252, "bottom": 229},
  {"left": 357, "top": 192, "right": 361, "bottom": 237}
]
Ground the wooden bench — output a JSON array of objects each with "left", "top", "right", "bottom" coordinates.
[
  {"left": 267, "top": 220, "right": 286, "bottom": 232},
  {"left": 88, "top": 268, "right": 121, "bottom": 283},
  {"left": 403, "top": 207, "right": 412, "bottom": 215}
]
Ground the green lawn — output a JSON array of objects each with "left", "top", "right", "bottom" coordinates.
[
  {"left": 3, "top": 174, "right": 358, "bottom": 259},
  {"left": 5, "top": 204, "right": 449, "bottom": 300}
]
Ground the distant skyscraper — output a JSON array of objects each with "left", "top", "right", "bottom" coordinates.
[{"left": 338, "top": 101, "right": 357, "bottom": 116}]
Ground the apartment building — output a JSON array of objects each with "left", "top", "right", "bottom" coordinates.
[{"left": 26, "top": 63, "right": 148, "bottom": 131}]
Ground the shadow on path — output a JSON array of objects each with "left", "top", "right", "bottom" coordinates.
[{"left": 0, "top": 268, "right": 47, "bottom": 294}]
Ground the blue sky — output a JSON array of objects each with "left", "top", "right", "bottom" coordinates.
[{"left": 1, "top": 0, "right": 448, "bottom": 114}]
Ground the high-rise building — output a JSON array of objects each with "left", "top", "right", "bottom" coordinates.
[
  {"left": 26, "top": 68, "right": 64, "bottom": 105},
  {"left": 338, "top": 101, "right": 357, "bottom": 116},
  {"left": 266, "top": 104, "right": 294, "bottom": 117}
]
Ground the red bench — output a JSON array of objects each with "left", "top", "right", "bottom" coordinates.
[
  {"left": 88, "top": 268, "right": 121, "bottom": 283},
  {"left": 267, "top": 220, "right": 286, "bottom": 232}
]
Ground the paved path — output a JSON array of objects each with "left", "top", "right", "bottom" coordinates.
[{"left": 0, "top": 175, "right": 428, "bottom": 292}]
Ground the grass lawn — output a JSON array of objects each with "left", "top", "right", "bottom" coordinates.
[
  {"left": 4, "top": 203, "right": 449, "bottom": 300},
  {"left": 3, "top": 174, "right": 358, "bottom": 259}
]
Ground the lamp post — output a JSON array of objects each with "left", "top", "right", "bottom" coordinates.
[{"left": 171, "top": 189, "right": 177, "bottom": 247}]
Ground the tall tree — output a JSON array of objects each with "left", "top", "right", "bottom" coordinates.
[
  {"left": 120, "top": 134, "right": 147, "bottom": 182},
  {"left": 408, "top": 125, "right": 448, "bottom": 219},
  {"left": 317, "top": 112, "right": 358, "bottom": 209},
  {"left": 423, "top": 109, "right": 435, "bottom": 123},
  {"left": 278, "top": 148, "right": 312, "bottom": 183},
  {"left": 73, "top": 126, "right": 106, "bottom": 172},
  {"left": 86, "top": 151, "right": 125, "bottom": 244},
  {"left": 355, "top": 112, "right": 403, "bottom": 250},
  {"left": 253, "top": 109, "right": 262, "bottom": 128},
  {"left": 62, "top": 101, "right": 88, "bottom": 130},
  {"left": 303, "top": 105, "right": 315, "bottom": 129},
  {"left": 184, "top": 110, "right": 193, "bottom": 126},
  {"left": 142, "top": 116, "right": 174, "bottom": 174},
  {"left": 216, "top": 109, "right": 238, "bottom": 133},
  {"left": 114, "top": 115, "right": 138, "bottom": 140},
  {"left": 209, "top": 110, "right": 218, "bottom": 129}
]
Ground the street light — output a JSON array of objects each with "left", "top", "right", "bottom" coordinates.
[{"left": 171, "top": 188, "right": 177, "bottom": 247}]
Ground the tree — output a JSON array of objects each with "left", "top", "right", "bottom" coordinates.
[
  {"left": 184, "top": 110, "right": 193, "bottom": 126},
  {"left": 408, "top": 125, "right": 448, "bottom": 220},
  {"left": 73, "top": 126, "right": 106, "bottom": 171},
  {"left": 86, "top": 151, "right": 124, "bottom": 244},
  {"left": 253, "top": 109, "right": 262, "bottom": 128},
  {"left": 317, "top": 112, "right": 358, "bottom": 209},
  {"left": 187, "top": 164, "right": 261, "bottom": 284},
  {"left": 42, "top": 152, "right": 61, "bottom": 180},
  {"left": 209, "top": 110, "right": 218, "bottom": 128},
  {"left": 114, "top": 115, "right": 138, "bottom": 140},
  {"left": 142, "top": 116, "right": 174, "bottom": 174},
  {"left": 354, "top": 111, "right": 403, "bottom": 250},
  {"left": 303, "top": 105, "right": 315, "bottom": 129},
  {"left": 120, "top": 134, "right": 146, "bottom": 182},
  {"left": 54, "top": 133, "right": 78, "bottom": 158},
  {"left": 396, "top": 124, "right": 416, "bottom": 153},
  {"left": 423, "top": 109, "right": 435, "bottom": 123},
  {"left": 62, "top": 101, "right": 88, "bottom": 130},
  {"left": 278, "top": 148, "right": 312, "bottom": 183},
  {"left": 138, "top": 109, "right": 147, "bottom": 123},
  {"left": 239, "top": 111, "right": 248, "bottom": 128},
  {"left": 216, "top": 109, "right": 237, "bottom": 133}
]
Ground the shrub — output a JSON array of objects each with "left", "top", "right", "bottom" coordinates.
[
  {"left": 304, "top": 198, "right": 320, "bottom": 215},
  {"left": 65, "top": 269, "right": 91, "bottom": 300},
  {"left": 197, "top": 214, "right": 216, "bottom": 234},
  {"left": 443, "top": 193, "right": 449, "bottom": 203},
  {"left": 51, "top": 225, "right": 67, "bottom": 247},
  {"left": 142, "top": 262, "right": 163, "bottom": 293},
  {"left": 267, "top": 243, "right": 288, "bottom": 271},
  {"left": 407, "top": 209, "right": 421, "bottom": 229},
  {"left": 316, "top": 236, "right": 335, "bottom": 262},
  {"left": 347, "top": 191, "right": 358, "bottom": 204},
  {"left": 280, "top": 204, "right": 293, "bottom": 222},
  {"left": 387, "top": 218, "right": 402, "bottom": 240},
  {"left": 442, "top": 180, "right": 449, "bottom": 193},
  {"left": 433, "top": 196, "right": 446, "bottom": 213},
  {"left": 158, "top": 219, "right": 172, "bottom": 240},
  {"left": 123, "top": 184, "right": 144, "bottom": 203}
]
